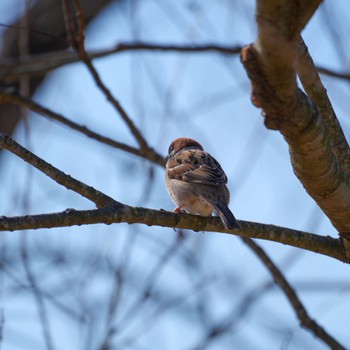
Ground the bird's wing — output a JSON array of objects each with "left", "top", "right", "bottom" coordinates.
[{"left": 166, "top": 149, "right": 227, "bottom": 186}]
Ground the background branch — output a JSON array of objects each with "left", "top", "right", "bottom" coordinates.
[
  {"left": 1, "top": 43, "right": 349, "bottom": 83},
  {"left": 0, "top": 89, "right": 165, "bottom": 166},
  {"left": 242, "top": 237, "right": 347, "bottom": 350}
]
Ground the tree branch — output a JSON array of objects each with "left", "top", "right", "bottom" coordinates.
[
  {"left": 0, "top": 88, "right": 165, "bottom": 166},
  {"left": 0, "top": 132, "right": 118, "bottom": 208},
  {"left": 1, "top": 43, "right": 348, "bottom": 83},
  {"left": 62, "top": 0, "right": 151, "bottom": 154},
  {"left": 0, "top": 43, "right": 242, "bottom": 82},
  {"left": 297, "top": 37, "right": 350, "bottom": 174},
  {"left": 0, "top": 131, "right": 347, "bottom": 263},
  {"left": 0, "top": 206, "right": 347, "bottom": 263},
  {"left": 242, "top": 237, "right": 347, "bottom": 350},
  {"left": 241, "top": 0, "right": 350, "bottom": 252}
]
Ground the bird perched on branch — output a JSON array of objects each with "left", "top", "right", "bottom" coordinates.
[{"left": 165, "top": 137, "right": 239, "bottom": 230}]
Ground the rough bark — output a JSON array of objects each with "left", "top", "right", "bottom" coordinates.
[{"left": 240, "top": 0, "right": 350, "bottom": 254}]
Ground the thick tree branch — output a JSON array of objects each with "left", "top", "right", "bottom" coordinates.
[
  {"left": 0, "top": 89, "right": 165, "bottom": 166},
  {"left": 241, "top": 1, "right": 350, "bottom": 251},
  {"left": 243, "top": 237, "right": 347, "bottom": 350},
  {"left": 0, "top": 132, "right": 118, "bottom": 208},
  {"left": 0, "top": 206, "right": 347, "bottom": 263}
]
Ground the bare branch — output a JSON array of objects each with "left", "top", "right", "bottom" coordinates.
[
  {"left": 21, "top": 236, "right": 56, "bottom": 350},
  {"left": 62, "top": 0, "right": 150, "bottom": 154},
  {"left": 2, "top": 43, "right": 347, "bottom": 83},
  {"left": 0, "top": 132, "right": 347, "bottom": 262},
  {"left": 0, "top": 89, "right": 165, "bottom": 166},
  {"left": 241, "top": 0, "right": 350, "bottom": 252},
  {"left": 0, "top": 43, "right": 243, "bottom": 81},
  {"left": 0, "top": 207, "right": 346, "bottom": 263},
  {"left": 0, "top": 133, "right": 118, "bottom": 208},
  {"left": 297, "top": 37, "right": 350, "bottom": 174},
  {"left": 242, "top": 237, "right": 346, "bottom": 350}
]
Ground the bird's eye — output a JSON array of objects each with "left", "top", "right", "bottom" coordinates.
[{"left": 168, "top": 146, "right": 174, "bottom": 154}]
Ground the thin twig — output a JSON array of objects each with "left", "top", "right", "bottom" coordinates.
[
  {"left": 21, "top": 235, "right": 56, "bottom": 350},
  {"left": 0, "top": 89, "right": 165, "bottom": 166},
  {"left": 242, "top": 237, "right": 347, "bottom": 350},
  {"left": 62, "top": 0, "right": 150, "bottom": 153},
  {"left": 0, "top": 43, "right": 243, "bottom": 81},
  {"left": 2, "top": 42, "right": 348, "bottom": 83}
]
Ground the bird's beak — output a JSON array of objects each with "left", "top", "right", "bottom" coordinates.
[{"left": 165, "top": 154, "right": 170, "bottom": 162}]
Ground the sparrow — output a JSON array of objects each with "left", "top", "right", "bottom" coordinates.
[{"left": 165, "top": 137, "right": 239, "bottom": 229}]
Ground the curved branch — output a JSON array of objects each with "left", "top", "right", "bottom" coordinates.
[
  {"left": 0, "top": 206, "right": 346, "bottom": 263},
  {"left": 297, "top": 37, "right": 350, "bottom": 174},
  {"left": 241, "top": 1, "right": 350, "bottom": 251},
  {"left": 243, "top": 237, "right": 347, "bottom": 350}
]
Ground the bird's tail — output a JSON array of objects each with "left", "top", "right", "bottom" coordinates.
[{"left": 214, "top": 202, "right": 239, "bottom": 230}]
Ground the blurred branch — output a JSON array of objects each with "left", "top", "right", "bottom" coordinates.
[
  {"left": 0, "top": 0, "right": 115, "bottom": 136},
  {"left": 242, "top": 237, "right": 346, "bottom": 350},
  {"left": 62, "top": 0, "right": 151, "bottom": 154},
  {"left": 21, "top": 236, "right": 56, "bottom": 350},
  {"left": 0, "top": 133, "right": 118, "bottom": 208},
  {"left": 0, "top": 89, "right": 165, "bottom": 166},
  {"left": 241, "top": 0, "right": 350, "bottom": 255},
  {"left": 0, "top": 206, "right": 346, "bottom": 263},
  {"left": 1, "top": 43, "right": 349, "bottom": 82}
]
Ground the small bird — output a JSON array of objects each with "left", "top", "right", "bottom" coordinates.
[{"left": 165, "top": 137, "right": 239, "bottom": 229}]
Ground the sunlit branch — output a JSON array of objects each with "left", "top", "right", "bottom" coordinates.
[
  {"left": 297, "top": 37, "right": 350, "bottom": 174},
  {"left": 0, "top": 206, "right": 347, "bottom": 263},
  {"left": 0, "top": 132, "right": 118, "bottom": 208},
  {"left": 241, "top": 0, "right": 350, "bottom": 256}
]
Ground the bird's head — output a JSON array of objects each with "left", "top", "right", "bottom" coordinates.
[{"left": 165, "top": 137, "right": 203, "bottom": 161}]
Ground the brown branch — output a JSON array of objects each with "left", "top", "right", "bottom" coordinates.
[
  {"left": 0, "top": 88, "right": 165, "bottom": 166},
  {"left": 0, "top": 43, "right": 243, "bottom": 82},
  {"left": 0, "top": 131, "right": 346, "bottom": 263},
  {"left": 242, "top": 237, "right": 346, "bottom": 350},
  {"left": 0, "top": 207, "right": 347, "bottom": 263},
  {"left": 0, "top": 132, "right": 118, "bottom": 208},
  {"left": 297, "top": 37, "right": 350, "bottom": 174},
  {"left": 62, "top": 0, "right": 150, "bottom": 154},
  {"left": 2, "top": 43, "right": 347, "bottom": 83},
  {"left": 296, "top": 1, "right": 325, "bottom": 32},
  {"left": 317, "top": 66, "right": 350, "bottom": 81},
  {"left": 241, "top": 1, "right": 350, "bottom": 253}
]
